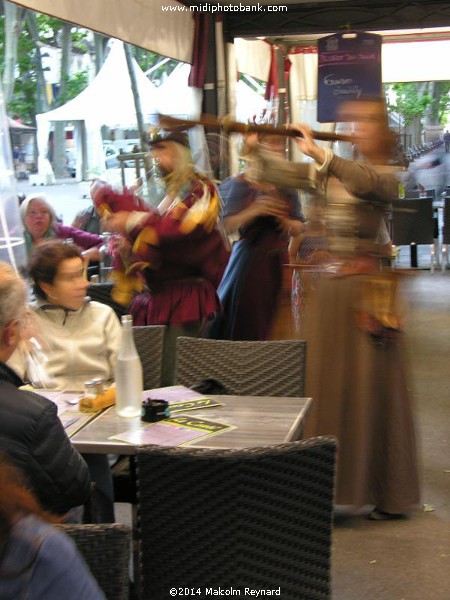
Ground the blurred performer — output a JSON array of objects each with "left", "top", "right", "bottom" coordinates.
[
  {"left": 92, "top": 130, "right": 229, "bottom": 385},
  {"left": 301, "top": 100, "right": 419, "bottom": 519},
  {"left": 289, "top": 196, "right": 332, "bottom": 333},
  {"left": 249, "top": 98, "right": 420, "bottom": 519},
  {"left": 207, "top": 134, "right": 304, "bottom": 340}
]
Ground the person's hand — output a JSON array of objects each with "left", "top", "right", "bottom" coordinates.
[
  {"left": 81, "top": 247, "right": 101, "bottom": 263},
  {"left": 252, "top": 195, "right": 287, "bottom": 219},
  {"left": 101, "top": 211, "right": 130, "bottom": 233},
  {"left": 290, "top": 124, "right": 326, "bottom": 165}
]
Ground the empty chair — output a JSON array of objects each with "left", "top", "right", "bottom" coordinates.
[
  {"left": 133, "top": 325, "right": 166, "bottom": 390},
  {"left": 175, "top": 337, "right": 307, "bottom": 397},
  {"left": 57, "top": 523, "right": 130, "bottom": 600},
  {"left": 391, "top": 198, "right": 434, "bottom": 267},
  {"left": 135, "top": 437, "right": 336, "bottom": 600},
  {"left": 442, "top": 197, "right": 450, "bottom": 271}
]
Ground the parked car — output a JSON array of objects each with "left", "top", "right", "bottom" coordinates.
[{"left": 104, "top": 142, "right": 141, "bottom": 169}]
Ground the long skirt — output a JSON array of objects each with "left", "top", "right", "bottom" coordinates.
[{"left": 303, "top": 274, "right": 420, "bottom": 514}]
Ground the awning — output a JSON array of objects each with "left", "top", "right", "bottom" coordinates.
[
  {"left": 7, "top": 116, "right": 36, "bottom": 131},
  {"left": 9, "top": 0, "right": 194, "bottom": 63}
]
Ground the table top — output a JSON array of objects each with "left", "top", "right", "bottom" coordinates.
[{"left": 70, "top": 395, "right": 312, "bottom": 454}]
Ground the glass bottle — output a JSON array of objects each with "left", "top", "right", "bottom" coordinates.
[{"left": 115, "top": 315, "right": 143, "bottom": 417}]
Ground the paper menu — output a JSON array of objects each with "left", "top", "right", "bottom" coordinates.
[
  {"left": 143, "top": 385, "right": 208, "bottom": 404},
  {"left": 110, "top": 415, "right": 235, "bottom": 447}
]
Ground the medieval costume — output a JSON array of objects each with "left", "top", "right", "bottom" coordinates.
[
  {"left": 207, "top": 175, "right": 303, "bottom": 341},
  {"left": 248, "top": 128, "right": 420, "bottom": 517}
]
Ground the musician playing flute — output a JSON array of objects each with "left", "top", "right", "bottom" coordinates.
[{"left": 243, "top": 97, "right": 420, "bottom": 520}]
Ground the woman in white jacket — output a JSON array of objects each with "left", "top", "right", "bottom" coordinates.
[
  {"left": 10, "top": 239, "right": 121, "bottom": 391},
  {"left": 9, "top": 239, "right": 122, "bottom": 523}
]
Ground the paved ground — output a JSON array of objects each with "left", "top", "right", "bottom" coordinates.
[{"left": 16, "top": 177, "right": 93, "bottom": 226}]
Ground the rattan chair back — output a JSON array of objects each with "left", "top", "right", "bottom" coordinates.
[
  {"left": 57, "top": 523, "right": 130, "bottom": 600},
  {"left": 136, "top": 437, "right": 336, "bottom": 600},
  {"left": 443, "top": 197, "right": 450, "bottom": 244},
  {"left": 392, "top": 198, "right": 434, "bottom": 245},
  {"left": 86, "top": 282, "right": 127, "bottom": 319},
  {"left": 175, "top": 337, "right": 306, "bottom": 396},
  {"left": 133, "top": 325, "right": 166, "bottom": 390}
]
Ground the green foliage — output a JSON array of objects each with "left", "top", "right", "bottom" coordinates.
[
  {"left": 386, "top": 83, "right": 433, "bottom": 126},
  {"left": 3, "top": 15, "right": 37, "bottom": 123},
  {"left": 430, "top": 81, "right": 450, "bottom": 124},
  {"left": 57, "top": 70, "right": 89, "bottom": 106},
  {"left": 0, "top": 9, "right": 91, "bottom": 123},
  {"left": 131, "top": 46, "right": 179, "bottom": 82}
]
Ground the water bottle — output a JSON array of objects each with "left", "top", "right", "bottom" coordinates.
[{"left": 115, "top": 315, "right": 143, "bottom": 417}]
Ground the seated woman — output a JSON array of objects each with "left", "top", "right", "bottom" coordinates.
[
  {"left": 8, "top": 240, "right": 122, "bottom": 523},
  {"left": 0, "top": 457, "right": 105, "bottom": 600},
  {"left": 10, "top": 239, "right": 121, "bottom": 391},
  {"left": 20, "top": 194, "right": 102, "bottom": 264}
]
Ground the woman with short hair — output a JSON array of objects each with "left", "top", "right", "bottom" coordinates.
[
  {"left": 10, "top": 238, "right": 121, "bottom": 392},
  {"left": 20, "top": 194, "right": 102, "bottom": 263}
]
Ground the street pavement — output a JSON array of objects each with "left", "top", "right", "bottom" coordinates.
[{"left": 16, "top": 177, "right": 93, "bottom": 226}]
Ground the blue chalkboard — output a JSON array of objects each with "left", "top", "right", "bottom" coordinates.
[{"left": 317, "top": 32, "right": 382, "bottom": 123}]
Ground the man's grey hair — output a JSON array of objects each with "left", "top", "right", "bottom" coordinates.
[{"left": 0, "top": 262, "right": 27, "bottom": 329}]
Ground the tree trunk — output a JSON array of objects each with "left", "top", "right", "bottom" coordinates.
[
  {"left": 53, "top": 22, "right": 72, "bottom": 178},
  {"left": 2, "top": 1, "right": 25, "bottom": 106},
  {"left": 26, "top": 12, "right": 49, "bottom": 115},
  {"left": 94, "top": 33, "right": 108, "bottom": 74},
  {"left": 124, "top": 43, "right": 146, "bottom": 151}
]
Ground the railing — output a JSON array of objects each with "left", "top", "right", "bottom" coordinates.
[{"left": 116, "top": 152, "right": 147, "bottom": 186}]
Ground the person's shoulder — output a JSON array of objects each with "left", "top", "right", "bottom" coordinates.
[
  {"left": 219, "top": 175, "right": 250, "bottom": 204},
  {"left": 16, "top": 515, "right": 106, "bottom": 600},
  {"left": 0, "top": 382, "right": 56, "bottom": 416},
  {"left": 85, "top": 300, "right": 116, "bottom": 317}
]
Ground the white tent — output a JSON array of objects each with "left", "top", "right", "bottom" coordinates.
[{"left": 36, "top": 40, "right": 159, "bottom": 180}]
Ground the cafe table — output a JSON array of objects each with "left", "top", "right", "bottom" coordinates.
[{"left": 70, "top": 395, "right": 313, "bottom": 454}]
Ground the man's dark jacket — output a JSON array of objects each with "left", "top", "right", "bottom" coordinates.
[{"left": 0, "top": 362, "right": 91, "bottom": 514}]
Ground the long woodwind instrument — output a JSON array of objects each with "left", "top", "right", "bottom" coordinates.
[{"left": 157, "top": 113, "right": 355, "bottom": 144}]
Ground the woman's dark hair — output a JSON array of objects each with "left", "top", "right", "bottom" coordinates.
[
  {"left": 29, "top": 239, "right": 83, "bottom": 300},
  {"left": 0, "top": 453, "right": 59, "bottom": 544}
]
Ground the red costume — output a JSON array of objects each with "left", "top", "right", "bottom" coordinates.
[{"left": 92, "top": 177, "right": 229, "bottom": 327}]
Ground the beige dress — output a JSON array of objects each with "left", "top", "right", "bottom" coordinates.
[{"left": 303, "top": 155, "right": 420, "bottom": 514}]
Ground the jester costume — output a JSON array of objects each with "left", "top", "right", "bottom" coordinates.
[{"left": 93, "top": 177, "right": 229, "bottom": 384}]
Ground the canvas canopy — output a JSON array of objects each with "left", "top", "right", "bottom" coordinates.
[{"left": 36, "top": 40, "right": 159, "bottom": 179}]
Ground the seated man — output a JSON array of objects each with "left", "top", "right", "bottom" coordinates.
[{"left": 0, "top": 261, "right": 91, "bottom": 515}]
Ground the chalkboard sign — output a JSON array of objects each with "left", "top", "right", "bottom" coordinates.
[{"left": 317, "top": 32, "right": 382, "bottom": 123}]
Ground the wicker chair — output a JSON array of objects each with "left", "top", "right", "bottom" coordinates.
[
  {"left": 135, "top": 437, "right": 336, "bottom": 600},
  {"left": 442, "top": 197, "right": 450, "bottom": 271},
  {"left": 57, "top": 523, "right": 130, "bottom": 600},
  {"left": 133, "top": 325, "right": 166, "bottom": 391},
  {"left": 392, "top": 198, "right": 435, "bottom": 268},
  {"left": 175, "top": 337, "right": 307, "bottom": 397},
  {"left": 86, "top": 282, "right": 127, "bottom": 319}
]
